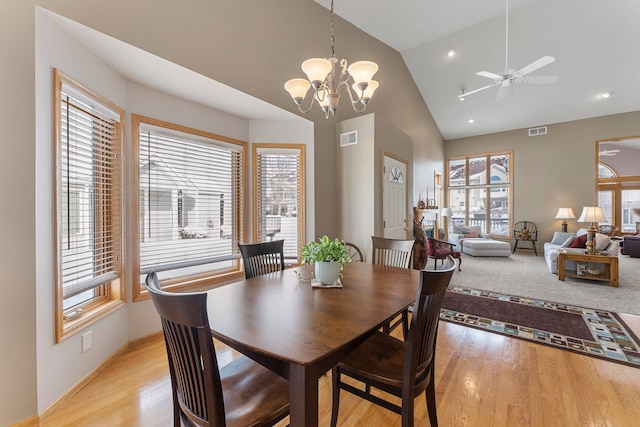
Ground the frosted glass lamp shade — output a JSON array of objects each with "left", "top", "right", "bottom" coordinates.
[
  {"left": 284, "top": 78, "right": 311, "bottom": 103},
  {"left": 347, "top": 61, "right": 379, "bottom": 88},
  {"left": 301, "top": 58, "right": 332, "bottom": 86},
  {"left": 353, "top": 80, "right": 379, "bottom": 102}
]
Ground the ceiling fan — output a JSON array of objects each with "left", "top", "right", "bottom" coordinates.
[{"left": 460, "top": 0, "right": 558, "bottom": 101}]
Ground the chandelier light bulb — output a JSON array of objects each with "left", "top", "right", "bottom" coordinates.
[
  {"left": 301, "top": 58, "right": 332, "bottom": 88},
  {"left": 347, "top": 61, "right": 379, "bottom": 86},
  {"left": 284, "top": 78, "right": 311, "bottom": 104}
]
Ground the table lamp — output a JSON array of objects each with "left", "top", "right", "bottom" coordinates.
[
  {"left": 555, "top": 207, "right": 576, "bottom": 232},
  {"left": 577, "top": 206, "right": 607, "bottom": 254},
  {"left": 441, "top": 207, "right": 452, "bottom": 236}
]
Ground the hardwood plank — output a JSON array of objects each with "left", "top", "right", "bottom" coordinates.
[{"left": 39, "top": 319, "right": 640, "bottom": 426}]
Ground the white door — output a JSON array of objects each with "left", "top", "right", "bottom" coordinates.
[{"left": 383, "top": 154, "right": 408, "bottom": 239}]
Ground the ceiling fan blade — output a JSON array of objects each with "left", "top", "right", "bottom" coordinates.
[
  {"left": 496, "top": 85, "right": 511, "bottom": 101},
  {"left": 459, "top": 84, "right": 494, "bottom": 98},
  {"left": 521, "top": 75, "right": 558, "bottom": 84},
  {"left": 517, "top": 56, "right": 556, "bottom": 76},
  {"left": 476, "top": 71, "right": 503, "bottom": 80}
]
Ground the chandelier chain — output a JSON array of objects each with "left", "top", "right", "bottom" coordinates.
[{"left": 330, "top": 0, "right": 335, "bottom": 57}]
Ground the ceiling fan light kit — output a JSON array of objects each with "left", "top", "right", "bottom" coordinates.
[{"left": 459, "top": 0, "right": 557, "bottom": 101}]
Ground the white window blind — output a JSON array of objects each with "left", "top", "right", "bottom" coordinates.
[
  {"left": 255, "top": 146, "right": 303, "bottom": 260},
  {"left": 138, "top": 126, "right": 243, "bottom": 281},
  {"left": 60, "top": 89, "right": 121, "bottom": 302}
]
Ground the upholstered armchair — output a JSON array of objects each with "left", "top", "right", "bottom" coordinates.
[
  {"left": 427, "top": 237, "right": 462, "bottom": 271},
  {"left": 620, "top": 235, "right": 640, "bottom": 257}
]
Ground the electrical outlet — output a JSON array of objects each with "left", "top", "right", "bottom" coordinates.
[{"left": 82, "top": 330, "right": 92, "bottom": 353}]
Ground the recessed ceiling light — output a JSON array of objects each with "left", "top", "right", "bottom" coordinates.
[
  {"left": 600, "top": 91, "right": 614, "bottom": 99},
  {"left": 468, "top": 119, "right": 475, "bottom": 124},
  {"left": 447, "top": 49, "right": 457, "bottom": 57}
]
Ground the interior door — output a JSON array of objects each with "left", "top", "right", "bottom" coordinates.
[{"left": 383, "top": 154, "right": 408, "bottom": 239}]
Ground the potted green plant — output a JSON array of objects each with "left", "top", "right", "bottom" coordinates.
[{"left": 301, "top": 236, "right": 351, "bottom": 285}]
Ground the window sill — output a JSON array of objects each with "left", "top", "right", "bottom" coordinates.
[{"left": 58, "top": 299, "right": 125, "bottom": 343}]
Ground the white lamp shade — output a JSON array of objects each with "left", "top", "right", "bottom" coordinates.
[
  {"left": 347, "top": 60, "right": 378, "bottom": 85},
  {"left": 555, "top": 207, "right": 576, "bottom": 220},
  {"left": 441, "top": 207, "right": 452, "bottom": 217},
  {"left": 577, "top": 206, "right": 608, "bottom": 223},
  {"left": 352, "top": 80, "right": 379, "bottom": 100},
  {"left": 317, "top": 89, "right": 331, "bottom": 109},
  {"left": 284, "top": 78, "right": 311, "bottom": 101},
  {"left": 301, "top": 58, "right": 332, "bottom": 84}
]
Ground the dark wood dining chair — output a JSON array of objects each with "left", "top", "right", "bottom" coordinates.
[
  {"left": 330, "top": 257, "right": 456, "bottom": 427},
  {"left": 371, "top": 236, "right": 416, "bottom": 340},
  {"left": 344, "top": 242, "right": 364, "bottom": 262},
  {"left": 427, "top": 237, "right": 462, "bottom": 271},
  {"left": 238, "top": 240, "right": 285, "bottom": 279},
  {"left": 145, "top": 271, "right": 290, "bottom": 427}
]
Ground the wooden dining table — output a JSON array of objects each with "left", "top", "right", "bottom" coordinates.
[{"left": 206, "top": 261, "right": 421, "bottom": 427}]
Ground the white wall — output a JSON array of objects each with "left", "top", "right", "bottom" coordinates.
[{"left": 337, "top": 115, "right": 375, "bottom": 260}]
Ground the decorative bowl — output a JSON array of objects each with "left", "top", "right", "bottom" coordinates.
[{"left": 587, "top": 268, "right": 601, "bottom": 276}]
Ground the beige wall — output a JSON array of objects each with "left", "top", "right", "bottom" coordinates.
[
  {"left": 444, "top": 110, "right": 640, "bottom": 250},
  {"left": 1, "top": 0, "right": 442, "bottom": 424}
]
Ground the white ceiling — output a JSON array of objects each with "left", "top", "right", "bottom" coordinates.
[{"left": 316, "top": 0, "right": 640, "bottom": 140}]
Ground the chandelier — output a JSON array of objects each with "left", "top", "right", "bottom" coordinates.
[{"left": 284, "top": 0, "right": 379, "bottom": 118}]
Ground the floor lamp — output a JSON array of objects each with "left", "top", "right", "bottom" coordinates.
[
  {"left": 555, "top": 207, "right": 576, "bottom": 232},
  {"left": 577, "top": 207, "right": 607, "bottom": 254}
]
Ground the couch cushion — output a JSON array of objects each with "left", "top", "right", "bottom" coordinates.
[
  {"left": 452, "top": 225, "right": 482, "bottom": 236},
  {"left": 569, "top": 234, "right": 588, "bottom": 248},
  {"left": 560, "top": 235, "right": 576, "bottom": 247},
  {"left": 595, "top": 233, "right": 611, "bottom": 251},
  {"left": 550, "top": 231, "right": 574, "bottom": 245}
]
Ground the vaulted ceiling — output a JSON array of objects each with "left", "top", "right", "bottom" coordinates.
[{"left": 316, "top": 0, "right": 640, "bottom": 140}]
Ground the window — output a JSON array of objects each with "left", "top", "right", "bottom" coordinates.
[
  {"left": 54, "top": 69, "right": 125, "bottom": 341},
  {"left": 446, "top": 151, "right": 512, "bottom": 237},
  {"left": 132, "top": 115, "right": 246, "bottom": 299},
  {"left": 253, "top": 144, "right": 305, "bottom": 263},
  {"left": 597, "top": 136, "right": 640, "bottom": 233}
]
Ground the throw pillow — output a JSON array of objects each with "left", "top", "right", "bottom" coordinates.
[
  {"left": 466, "top": 230, "right": 479, "bottom": 238},
  {"left": 569, "top": 234, "right": 588, "bottom": 248},
  {"left": 551, "top": 231, "right": 574, "bottom": 245},
  {"left": 595, "top": 233, "right": 611, "bottom": 251},
  {"left": 560, "top": 235, "right": 576, "bottom": 248}
]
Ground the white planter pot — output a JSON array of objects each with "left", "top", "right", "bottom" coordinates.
[{"left": 315, "top": 261, "right": 341, "bottom": 285}]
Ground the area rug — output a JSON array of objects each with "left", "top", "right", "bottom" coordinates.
[{"left": 440, "top": 287, "right": 640, "bottom": 368}]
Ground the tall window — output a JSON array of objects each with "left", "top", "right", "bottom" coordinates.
[
  {"left": 597, "top": 137, "right": 640, "bottom": 233},
  {"left": 132, "top": 115, "right": 245, "bottom": 299},
  {"left": 253, "top": 144, "right": 305, "bottom": 263},
  {"left": 54, "top": 69, "right": 125, "bottom": 341},
  {"left": 446, "top": 151, "right": 513, "bottom": 237}
]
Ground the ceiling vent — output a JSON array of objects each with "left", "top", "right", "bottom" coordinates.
[
  {"left": 528, "top": 126, "right": 547, "bottom": 136},
  {"left": 340, "top": 131, "right": 358, "bottom": 147}
]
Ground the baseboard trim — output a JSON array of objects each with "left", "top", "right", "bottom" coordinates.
[{"left": 37, "top": 342, "right": 129, "bottom": 423}]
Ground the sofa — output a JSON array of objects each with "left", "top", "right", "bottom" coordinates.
[
  {"left": 620, "top": 235, "right": 640, "bottom": 257},
  {"left": 544, "top": 228, "right": 619, "bottom": 274},
  {"left": 447, "top": 225, "right": 485, "bottom": 251}
]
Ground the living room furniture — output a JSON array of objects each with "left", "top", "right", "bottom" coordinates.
[
  {"left": 145, "top": 271, "right": 290, "bottom": 426},
  {"left": 330, "top": 257, "right": 456, "bottom": 427},
  {"left": 555, "top": 208, "right": 576, "bottom": 232},
  {"left": 447, "top": 225, "right": 484, "bottom": 251},
  {"left": 577, "top": 207, "right": 609, "bottom": 254},
  {"left": 462, "top": 238, "right": 511, "bottom": 257},
  {"left": 557, "top": 250, "right": 619, "bottom": 287},
  {"left": 205, "top": 261, "right": 422, "bottom": 427},
  {"left": 620, "top": 235, "right": 640, "bottom": 257},
  {"left": 544, "top": 229, "right": 618, "bottom": 274},
  {"left": 238, "top": 240, "right": 285, "bottom": 279},
  {"left": 512, "top": 221, "right": 538, "bottom": 255},
  {"left": 427, "top": 237, "right": 462, "bottom": 271}
]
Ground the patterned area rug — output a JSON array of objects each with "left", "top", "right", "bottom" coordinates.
[{"left": 440, "top": 287, "right": 640, "bottom": 368}]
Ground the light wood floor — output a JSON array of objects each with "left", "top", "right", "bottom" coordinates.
[{"left": 40, "top": 314, "right": 640, "bottom": 426}]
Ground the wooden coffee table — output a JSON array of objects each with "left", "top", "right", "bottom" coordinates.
[{"left": 557, "top": 250, "right": 619, "bottom": 287}]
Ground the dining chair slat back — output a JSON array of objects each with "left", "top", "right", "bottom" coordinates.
[
  {"left": 330, "top": 256, "right": 457, "bottom": 427},
  {"left": 371, "top": 236, "right": 415, "bottom": 268},
  {"left": 238, "top": 240, "right": 286, "bottom": 279},
  {"left": 371, "top": 236, "right": 416, "bottom": 339},
  {"left": 145, "top": 271, "right": 289, "bottom": 427}
]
